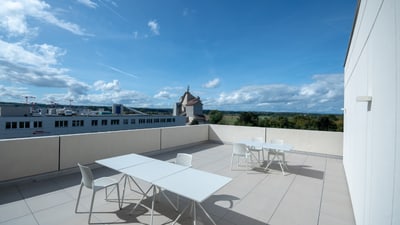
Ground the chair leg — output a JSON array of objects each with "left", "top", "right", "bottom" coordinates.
[
  {"left": 88, "top": 190, "right": 96, "bottom": 224},
  {"left": 75, "top": 183, "right": 83, "bottom": 213}
]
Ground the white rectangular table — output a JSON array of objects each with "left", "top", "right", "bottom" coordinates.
[
  {"left": 96, "top": 153, "right": 232, "bottom": 225},
  {"left": 240, "top": 140, "right": 293, "bottom": 174},
  {"left": 120, "top": 160, "right": 189, "bottom": 224},
  {"left": 153, "top": 168, "right": 232, "bottom": 225},
  {"left": 96, "top": 153, "right": 156, "bottom": 201}
]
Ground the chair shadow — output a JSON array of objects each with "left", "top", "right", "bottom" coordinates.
[{"left": 255, "top": 162, "right": 324, "bottom": 180}]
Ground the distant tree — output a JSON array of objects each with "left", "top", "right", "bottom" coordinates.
[
  {"left": 189, "top": 118, "right": 199, "bottom": 125},
  {"left": 235, "top": 112, "right": 258, "bottom": 126},
  {"left": 316, "top": 116, "right": 337, "bottom": 131},
  {"left": 208, "top": 110, "right": 224, "bottom": 124}
]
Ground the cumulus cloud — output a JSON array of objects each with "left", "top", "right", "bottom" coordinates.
[
  {"left": 0, "top": 0, "right": 88, "bottom": 36},
  {"left": 154, "top": 90, "right": 174, "bottom": 99},
  {"left": 77, "top": 0, "right": 98, "bottom": 8},
  {"left": 94, "top": 80, "right": 120, "bottom": 91},
  {"left": 207, "top": 74, "right": 343, "bottom": 113},
  {"left": 0, "top": 40, "right": 89, "bottom": 96},
  {"left": 203, "top": 78, "right": 220, "bottom": 88},
  {"left": 148, "top": 20, "right": 160, "bottom": 35},
  {"left": 0, "top": 85, "right": 30, "bottom": 100}
]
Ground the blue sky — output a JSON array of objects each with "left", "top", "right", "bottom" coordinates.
[{"left": 0, "top": 0, "right": 356, "bottom": 114}]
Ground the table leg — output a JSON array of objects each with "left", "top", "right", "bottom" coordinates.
[
  {"left": 264, "top": 153, "right": 277, "bottom": 171},
  {"left": 150, "top": 186, "right": 156, "bottom": 225},
  {"left": 129, "top": 185, "right": 153, "bottom": 215},
  {"left": 198, "top": 202, "right": 217, "bottom": 225},
  {"left": 158, "top": 187, "right": 178, "bottom": 211},
  {"left": 172, "top": 202, "right": 191, "bottom": 225},
  {"left": 128, "top": 176, "right": 148, "bottom": 197},
  {"left": 193, "top": 201, "right": 196, "bottom": 225}
]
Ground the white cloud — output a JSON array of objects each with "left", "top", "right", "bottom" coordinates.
[
  {"left": 0, "top": 40, "right": 89, "bottom": 96},
  {"left": 203, "top": 78, "right": 220, "bottom": 88},
  {"left": 0, "top": 85, "right": 29, "bottom": 100},
  {"left": 93, "top": 80, "right": 120, "bottom": 91},
  {"left": 154, "top": 91, "right": 174, "bottom": 99},
  {"left": 207, "top": 74, "right": 343, "bottom": 113},
  {"left": 0, "top": 0, "right": 88, "bottom": 37},
  {"left": 77, "top": 0, "right": 98, "bottom": 8},
  {"left": 148, "top": 20, "right": 160, "bottom": 35}
]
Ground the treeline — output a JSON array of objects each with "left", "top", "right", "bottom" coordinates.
[{"left": 207, "top": 110, "right": 343, "bottom": 132}]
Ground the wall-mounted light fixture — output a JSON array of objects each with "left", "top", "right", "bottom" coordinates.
[
  {"left": 356, "top": 96, "right": 372, "bottom": 102},
  {"left": 356, "top": 96, "right": 372, "bottom": 111}
]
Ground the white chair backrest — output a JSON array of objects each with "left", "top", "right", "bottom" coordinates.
[
  {"left": 233, "top": 143, "right": 248, "bottom": 155},
  {"left": 78, "top": 163, "right": 94, "bottom": 189},
  {"left": 270, "top": 139, "right": 284, "bottom": 144},
  {"left": 176, "top": 153, "right": 192, "bottom": 167}
]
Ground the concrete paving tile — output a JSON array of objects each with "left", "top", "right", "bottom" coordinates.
[
  {"left": 0, "top": 199, "right": 32, "bottom": 223},
  {"left": 0, "top": 214, "right": 38, "bottom": 225},
  {"left": 0, "top": 185, "right": 32, "bottom": 222},
  {"left": 34, "top": 199, "right": 96, "bottom": 225},
  {"left": 318, "top": 211, "right": 356, "bottom": 225},
  {"left": 24, "top": 189, "right": 75, "bottom": 213}
]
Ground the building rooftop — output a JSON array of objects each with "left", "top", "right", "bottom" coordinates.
[{"left": 0, "top": 142, "right": 354, "bottom": 225}]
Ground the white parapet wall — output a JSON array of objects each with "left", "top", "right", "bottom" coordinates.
[
  {"left": 160, "top": 125, "right": 209, "bottom": 150},
  {"left": 0, "top": 124, "right": 343, "bottom": 182},
  {"left": 209, "top": 124, "right": 343, "bottom": 157},
  {"left": 209, "top": 124, "right": 267, "bottom": 143},
  {"left": 59, "top": 128, "right": 162, "bottom": 169},
  {"left": 0, "top": 136, "right": 59, "bottom": 182},
  {"left": 267, "top": 128, "right": 343, "bottom": 156}
]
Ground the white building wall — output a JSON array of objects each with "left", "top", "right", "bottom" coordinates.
[{"left": 344, "top": 0, "right": 399, "bottom": 225}]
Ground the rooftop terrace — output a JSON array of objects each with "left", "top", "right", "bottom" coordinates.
[{"left": 0, "top": 142, "right": 355, "bottom": 225}]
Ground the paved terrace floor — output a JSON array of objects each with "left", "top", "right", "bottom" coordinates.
[{"left": 0, "top": 142, "right": 355, "bottom": 225}]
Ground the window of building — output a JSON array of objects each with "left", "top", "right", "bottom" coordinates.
[
  {"left": 131, "top": 119, "right": 135, "bottom": 124},
  {"left": 139, "top": 119, "right": 145, "bottom": 124},
  {"left": 19, "top": 121, "right": 30, "bottom": 128},
  {"left": 91, "top": 120, "right": 98, "bottom": 126},
  {"left": 55, "top": 120, "right": 68, "bottom": 128},
  {"left": 167, "top": 118, "right": 171, "bottom": 122},
  {"left": 111, "top": 119, "right": 119, "bottom": 125},
  {"left": 101, "top": 120, "right": 107, "bottom": 126},
  {"left": 146, "top": 119, "right": 152, "bottom": 123},
  {"left": 154, "top": 118, "right": 159, "bottom": 123},
  {"left": 123, "top": 119, "right": 128, "bottom": 125},
  {"left": 160, "top": 118, "right": 166, "bottom": 123},
  {"left": 33, "top": 121, "right": 43, "bottom": 128},
  {"left": 72, "top": 120, "right": 84, "bottom": 127},
  {"left": 5, "top": 122, "right": 11, "bottom": 129}
]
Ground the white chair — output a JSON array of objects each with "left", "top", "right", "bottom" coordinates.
[
  {"left": 231, "top": 143, "right": 251, "bottom": 170},
  {"left": 174, "top": 153, "right": 193, "bottom": 209},
  {"left": 250, "top": 137, "right": 265, "bottom": 162},
  {"left": 75, "top": 163, "right": 121, "bottom": 224},
  {"left": 175, "top": 153, "right": 193, "bottom": 167}
]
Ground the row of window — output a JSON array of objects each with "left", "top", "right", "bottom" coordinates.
[
  {"left": 4, "top": 118, "right": 177, "bottom": 129},
  {"left": 5, "top": 121, "right": 43, "bottom": 129}
]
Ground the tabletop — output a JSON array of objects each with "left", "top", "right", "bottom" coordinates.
[
  {"left": 96, "top": 153, "right": 155, "bottom": 171},
  {"left": 153, "top": 168, "right": 232, "bottom": 203},
  {"left": 120, "top": 159, "right": 189, "bottom": 183},
  {"left": 240, "top": 140, "right": 293, "bottom": 152}
]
